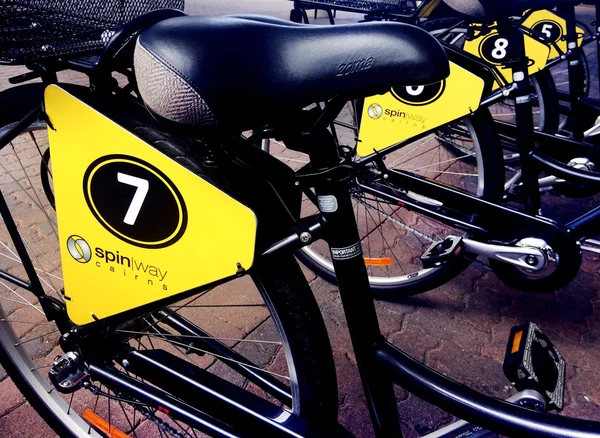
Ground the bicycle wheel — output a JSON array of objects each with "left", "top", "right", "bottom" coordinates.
[
  {"left": 424, "top": 18, "right": 560, "bottom": 135},
  {"left": 0, "top": 85, "right": 338, "bottom": 436},
  {"left": 294, "top": 107, "right": 504, "bottom": 296}
]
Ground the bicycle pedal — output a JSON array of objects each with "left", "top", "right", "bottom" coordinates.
[
  {"left": 420, "top": 236, "right": 464, "bottom": 269},
  {"left": 48, "top": 351, "right": 90, "bottom": 394},
  {"left": 503, "top": 322, "right": 565, "bottom": 411}
]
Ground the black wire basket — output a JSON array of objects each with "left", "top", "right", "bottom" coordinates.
[
  {"left": 0, "top": 0, "right": 184, "bottom": 65},
  {"left": 297, "top": 0, "right": 417, "bottom": 14}
]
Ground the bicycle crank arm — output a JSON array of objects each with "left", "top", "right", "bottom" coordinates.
[
  {"left": 461, "top": 238, "right": 549, "bottom": 272},
  {"left": 422, "top": 236, "right": 549, "bottom": 272}
]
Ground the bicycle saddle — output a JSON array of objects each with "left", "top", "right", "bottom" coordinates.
[
  {"left": 133, "top": 15, "right": 449, "bottom": 130},
  {"left": 443, "top": 0, "right": 580, "bottom": 22}
]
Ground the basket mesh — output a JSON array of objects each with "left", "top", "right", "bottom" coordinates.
[
  {"left": 300, "top": 0, "right": 417, "bottom": 13},
  {"left": 0, "top": 0, "right": 184, "bottom": 64}
]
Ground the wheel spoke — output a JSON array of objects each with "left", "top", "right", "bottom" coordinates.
[{"left": 116, "top": 328, "right": 282, "bottom": 345}]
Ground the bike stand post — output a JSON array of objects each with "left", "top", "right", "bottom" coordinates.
[
  {"left": 499, "top": 19, "right": 542, "bottom": 214},
  {"left": 559, "top": 3, "right": 586, "bottom": 140},
  {"left": 597, "top": 0, "right": 600, "bottom": 95}
]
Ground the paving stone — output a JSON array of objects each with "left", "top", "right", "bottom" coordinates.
[
  {"left": 0, "top": 377, "right": 26, "bottom": 417},
  {"left": 20, "top": 324, "right": 60, "bottom": 362},
  {"left": 402, "top": 308, "right": 491, "bottom": 355},
  {"left": 7, "top": 304, "right": 48, "bottom": 340},
  {"left": 562, "top": 393, "right": 600, "bottom": 422},
  {"left": 387, "top": 324, "right": 440, "bottom": 363},
  {"left": 456, "top": 289, "right": 511, "bottom": 330},
  {"left": 427, "top": 341, "right": 513, "bottom": 399},
  {"left": 580, "top": 251, "right": 600, "bottom": 275},
  {"left": 338, "top": 394, "right": 374, "bottom": 438},
  {"left": 0, "top": 402, "right": 57, "bottom": 438},
  {"left": 568, "top": 367, "right": 600, "bottom": 406},
  {"left": 334, "top": 351, "right": 363, "bottom": 398},
  {"left": 397, "top": 394, "right": 454, "bottom": 437},
  {"left": 310, "top": 276, "right": 342, "bottom": 309}
]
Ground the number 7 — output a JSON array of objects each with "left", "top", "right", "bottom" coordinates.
[{"left": 117, "top": 173, "right": 149, "bottom": 225}]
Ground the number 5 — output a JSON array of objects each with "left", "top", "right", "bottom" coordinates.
[
  {"left": 541, "top": 24, "right": 553, "bottom": 39},
  {"left": 117, "top": 173, "right": 149, "bottom": 225}
]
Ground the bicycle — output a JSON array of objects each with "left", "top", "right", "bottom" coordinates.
[{"left": 2, "top": 0, "right": 600, "bottom": 437}]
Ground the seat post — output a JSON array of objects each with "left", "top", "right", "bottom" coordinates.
[
  {"left": 286, "top": 122, "right": 404, "bottom": 437},
  {"left": 498, "top": 18, "right": 541, "bottom": 214}
]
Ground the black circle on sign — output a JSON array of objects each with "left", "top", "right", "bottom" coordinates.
[
  {"left": 390, "top": 80, "right": 446, "bottom": 106},
  {"left": 83, "top": 155, "right": 187, "bottom": 249},
  {"left": 531, "top": 20, "right": 563, "bottom": 44},
  {"left": 479, "top": 33, "right": 510, "bottom": 65}
]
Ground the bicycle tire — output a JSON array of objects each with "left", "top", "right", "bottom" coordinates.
[
  {"left": 297, "top": 108, "right": 504, "bottom": 296},
  {"left": 0, "top": 84, "right": 338, "bottom": 436}
]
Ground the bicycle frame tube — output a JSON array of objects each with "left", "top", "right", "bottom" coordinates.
[
  {"left": 355, "top": 166, "right": 568, "bottom": 238},
  {"left": 372, "top": 342, "right": 600, "bottom": 437},
  {"left": 88, "top": 357, "right": 345, "bottom": 438}
]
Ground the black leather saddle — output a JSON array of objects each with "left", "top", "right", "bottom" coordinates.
[
  {"left": 133, "top": 15, "right": 449, "bottom": 130},
  {"left": 443, "top": 0, "right": 581, "bottom": 22}
]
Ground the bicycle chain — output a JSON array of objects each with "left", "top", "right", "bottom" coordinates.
[
  {"left": 88, "top": 385, "right": 187, "bottom": 438},
  {"left": 134, "top": 405, "right": 187, "bottom": 438}
]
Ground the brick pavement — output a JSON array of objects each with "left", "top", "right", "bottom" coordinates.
[{"left": 0, "top": 2, "right": 599, "bottom": 437}]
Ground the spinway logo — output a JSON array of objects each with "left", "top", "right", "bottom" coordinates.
[
  {"left": 67, "top": 235, "right": 92, "bottom": 263},
  {"left": 367, "top": 104, "right": 383, "bottom": 119}
]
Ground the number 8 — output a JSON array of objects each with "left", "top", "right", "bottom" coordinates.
[{"left": 492, "top": 38, "right": 509, "bottom": 60}]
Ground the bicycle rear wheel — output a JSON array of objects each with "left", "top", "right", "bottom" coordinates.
[
  {"left": 294, "top": 107, "right": 504, "bottom": 296},
  {"left": 0, "top": 85, "right": 338, "bottom": 436}
]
